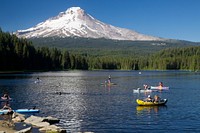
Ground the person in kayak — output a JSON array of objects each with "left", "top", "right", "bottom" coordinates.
[
  {"left": 154, "top": 95, "right": 161, "bottom": 102},
  {"left": 143, "top": 84, "right": 149, "bottom": 90},
  {"left": 35, "top": 77, "right": 42, "bottom": 83},
  {"left": 159, "top": 82, "right": 163, "bottom": 87},
  {"left": 145, "top": 95, "right": 153, "bottom": 102}
]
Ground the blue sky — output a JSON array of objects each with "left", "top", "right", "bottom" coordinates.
[{"left": 0, "top": 0, "right": 200, "bottom": 42}]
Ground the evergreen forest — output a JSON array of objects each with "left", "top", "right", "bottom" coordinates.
[{"left": 0, "top": 29, "right": 199, "bottom": 72}]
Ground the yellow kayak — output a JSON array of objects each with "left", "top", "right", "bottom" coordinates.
[{"left": 136, "top": 99, "right": 167, "bottom": 106}]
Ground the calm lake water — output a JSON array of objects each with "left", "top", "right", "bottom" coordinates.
[{"left": 0, "top": 70, "right": 200, "bottom": 133}]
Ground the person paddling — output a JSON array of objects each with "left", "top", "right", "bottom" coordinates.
[
  {"left": 159, "top": 82, "right": 163, "bottom": 87},
  {"left": 108, "top": 75, "right": 111, "bottom": 84},
  {"left": 143, "top": 84, "right": 149, "bottom": 90},
  {"left": 158, "top": 82, "right": 164, "bottom": 89},
  {"left": 145, "top": 95, "right": 153, "bottom": 102},
  {"left": 154, "top": 95, "right": 161, "bottom": 102}
]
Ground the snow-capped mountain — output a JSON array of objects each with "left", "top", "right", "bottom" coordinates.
[{"left": 16, "top": 7, "right": 162, "bottom": 41}]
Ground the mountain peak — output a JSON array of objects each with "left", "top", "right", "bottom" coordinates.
[
  {"left": 65, "top": 7, "right": 83, "bottom": 14},
  {"left": 15, "top": 7, "right": 163, "bottom": 41},
  {"left": 57, "top": 7, "right": 84, "bottom": 17}
]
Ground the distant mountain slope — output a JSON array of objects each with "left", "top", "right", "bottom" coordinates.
[
  {"left": 16, "top": 7, "right": 163, "bottom": 41},
  {"left": 29, "top": 37, "right": 197, "bottom": 57}
]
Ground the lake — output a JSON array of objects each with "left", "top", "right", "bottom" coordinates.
[{"left": 0, "top": 70, "right": 200, "bottom": 132}]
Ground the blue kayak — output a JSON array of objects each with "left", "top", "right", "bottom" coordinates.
[{"left": 0, "top": 109, "right": 39, "bottom": 114}]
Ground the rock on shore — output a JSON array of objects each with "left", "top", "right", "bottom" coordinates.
[{"left": 1, "top": 113, "right": 66, "bottom": 133}]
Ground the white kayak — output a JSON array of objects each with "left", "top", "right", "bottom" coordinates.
[
  {"left": 133, "top": 88, "right": 152, "bottom": 93},
  {"left": 150, "top": 86, "right": 169, "bottom": 90},
  {"left": 0, "top": 109, "right": 39, "bottom": 114}
]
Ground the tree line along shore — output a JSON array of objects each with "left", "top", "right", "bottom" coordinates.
[{"left": 0, "top": 29, "right": 199, "bottom": 72}]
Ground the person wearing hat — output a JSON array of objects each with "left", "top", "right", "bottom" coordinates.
[{"left": 145, "top": 95, "right": 153, "bottom": 102}]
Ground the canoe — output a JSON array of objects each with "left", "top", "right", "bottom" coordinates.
[
  {"left": 150, "top": 86, "right": 169, "bottom": 90},
  {"left": 133, "top": 88, "right": 152, "bottom": 93},
  {"left": 136, "top": 99, "right": 167, "bottom": 106},
  {"left": 0, "top": 109, "right": 39, "bottom": 114}
]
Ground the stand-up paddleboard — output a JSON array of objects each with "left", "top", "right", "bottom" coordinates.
[{"left": 101, "top": 82, "right": 117, "bottom": 86}]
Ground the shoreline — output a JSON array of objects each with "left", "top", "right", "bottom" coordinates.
[{"left": 0, "top": 70, "right": 45, "bottom": 74}]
